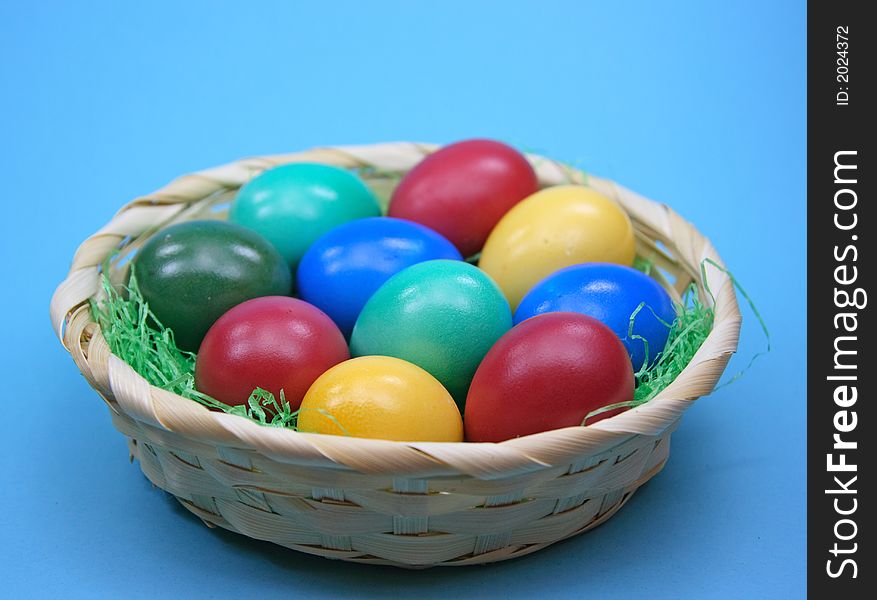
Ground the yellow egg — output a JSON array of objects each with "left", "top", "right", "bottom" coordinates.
[
  {"left": 478, "top": 185, "right": 636, "bottom": 309},
  {"left": 297, "top": 356, "right": 463, "bottom": 442}
]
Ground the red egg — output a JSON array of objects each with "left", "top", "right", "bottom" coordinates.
[
  {"left": 388, "top": 139, "right": 539, "bottom": 257},
  {"left": 464, "top": 312, "right": 634, "bottom": 442},
  {"left": 195, "top": 296, "right": 349, "bottom": 411}
]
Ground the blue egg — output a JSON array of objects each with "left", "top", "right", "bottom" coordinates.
[
  {"left": 297, "top": 217, "right": 463, "bottom": 336},
  {"left": 514, "top": 263, "right": 677, "bottom": 371}
]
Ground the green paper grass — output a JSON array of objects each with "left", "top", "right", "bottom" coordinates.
[
  {"left": 632, "top": 284, "right": 714, "bottom": 403},
  {"left": 90, "top": 268, "right": 298, "bottom": 428},
  {"left": 583, "top": 283, "right": 714, "bottom": 424}
]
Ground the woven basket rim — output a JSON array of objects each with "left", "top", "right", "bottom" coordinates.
[{"left": 50, "top": 141, "right": 742, "bottom": 480}]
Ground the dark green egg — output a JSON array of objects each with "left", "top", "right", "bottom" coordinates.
[{"left": 133, "top": 220, "right": 292, "bottom": 351}]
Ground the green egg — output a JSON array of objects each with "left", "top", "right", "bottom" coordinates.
[
  {"left": 229, "top": 163, "right": 381, "bottom": 268},
  {"left": 349, "top": 260, "right": 512, "bottom": 407},
  {"left": 133, "top": 220, "right": 292, "bottom": 352}
]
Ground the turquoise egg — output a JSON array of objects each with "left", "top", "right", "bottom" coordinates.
[
  {"left": 229, "top": 163, "right": 381, "bottom": 268},
  {"left": 349, "top": 260, "right": 512, "bottom": 406}
]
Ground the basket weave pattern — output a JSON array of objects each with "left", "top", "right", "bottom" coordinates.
[{"left": 51, "top": 143, "right": 741, "bottom": 567}]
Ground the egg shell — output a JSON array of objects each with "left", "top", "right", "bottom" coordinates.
[
  {"left": 297, "top": 356, "right": 463, "bottom": 442},
  {"left": 478, "top": 185, "right": 636, "bottom": 309},
  {"left": 387, "top": 139, "right": 539, "bottom": 257},
  {"left": 296, "top": 217, "right": 462, "bottom": 337},
  {"left": 229, "top": 163, "right": 381, "bottom": 268},
  {"left": 349, "top": 259, "right": 512, "bottom": 406},
  {"left": 515, "top": 263, "right": 677, "bottom": 371},
  {"left": 195, "top": 296, "right": 349, "bottom": 410},
  {"left": 133, "top": 220, "right": 292, "bottom": 351},
  {"left": 464, "top": 312, "right": 635, "bottom": 442}
]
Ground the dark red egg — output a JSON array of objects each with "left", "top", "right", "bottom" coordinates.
[
  {"left": 195, "top": 296, "right": 349, "bottom": 410},
  {"left": 464, "top": 312, "right": 634, "bottom": 442},
  {"left": 387, "top": 139, "right": 539, "bottom": 257}
]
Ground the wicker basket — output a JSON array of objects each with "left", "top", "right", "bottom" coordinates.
[{"left": 50, "top": 142, "right": 741, "bottom": 568}]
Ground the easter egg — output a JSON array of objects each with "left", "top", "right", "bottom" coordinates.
[
  {"left": 297, "top": 356, "right": 463, "bottom": 442},
  {"left": 134, "top": 220, "right": 292, "bottom": 351},
  {"left": 387, "top": 139, "right": 539, "bottom": 257},
  {"left": 349, "top": 260, "right": 512, "bottom": 405},
  {"left": 464, "top": 312, "right": 634, "bottom": 442},
  {"left": 195, "top": 296, "right": 349, "bottom": 411},
  {"left": 297, "top": 217, "right": 462, "bottom": 337},
  {"left": 229, "top": 163, "right": 381, "bottom": 268},
  {"left": 515, "top": 263, "right": 677, "bottom": 371},
  {"left": 478, "top": 185, "right": 636, "bottom": 309}
]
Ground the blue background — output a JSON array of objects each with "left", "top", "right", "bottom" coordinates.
[{"left": 1, "top": 1, "right": 805, "bottom": 598}]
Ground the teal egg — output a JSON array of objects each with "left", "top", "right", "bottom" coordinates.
[
  {"left": 350, "top": 260, "right": 512, "bottom": 406},
  {"left": 229, "top": 163, "right": 381, "bottom": 267}
]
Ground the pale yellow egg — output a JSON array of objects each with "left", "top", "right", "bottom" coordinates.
[{"left": 478, "top": 185, "right": 636, "bottom": 309}]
